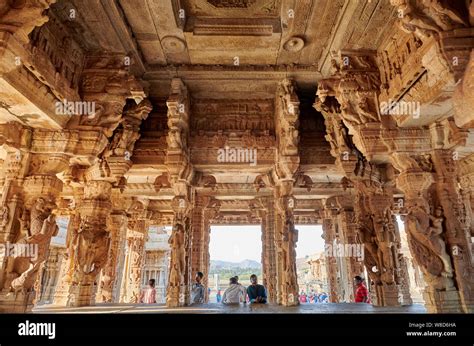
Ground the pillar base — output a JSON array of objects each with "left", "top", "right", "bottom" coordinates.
[
  {"left": 53, "top": 282, "right": 71, "bottom": 306},
  {"left": 372, "top": 283, "right": 401, "bottom": 307},
  {"left": 401, "top": 294, "right": 413, "bottom": 306},
  {"left": 423, "top": 289, "right": 462, "bottom": 313},
  {"left": 383, "top": 283, "right": 402, "bottom": 307},
  {"left": 166, "top": 286, "right": 182, "bottom": 307},
  {"left": 280, "top": 292, "right": 299, "bottom": 306},
  {"left": 460, "top": 300, "right": 474, "bottom": 313},
  {"left": 0, "top": 290, "right": 35, "bottom": 313},
  {"left": 67, "top": 284, "right": 97, "bottom": 307}
]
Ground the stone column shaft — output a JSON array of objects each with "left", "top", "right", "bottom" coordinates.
[
  {"left": 395, "top": 168, "right": 462, "bottom": 313},
  {"left": 322, "top": 217, "right": 339, "bottom": 303},
  {"left": 97, "top": 212, "right": 128, "bottom": 303},
  {"left": 0, "top": 172, "right": 62, "bottom": 312},
  {"left": 166, "top": 196, "right": 192, "bottom": 307},
  {"left": 67, "top": 181, "right": 112, "bottom": 307},
  {"left": 123, "top": 217, "right": 148, "bottom": 303},
  {"left": 432, "top": 149, "right": 474, "bottom": 312},
  {"left": 337, "top": 209, "right": 365, "bottom": 302},
  {"left": 274, "top": 192, "right": 299, "bottom": 306},
  {"left": 260, "top": 201, "right": 277, "bottom": 303}
]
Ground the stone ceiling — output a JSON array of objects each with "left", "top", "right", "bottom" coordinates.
[
  {"left": 49, "top": 0, "right": 397, "bottom": 97},
  {"left": 0, "top": 0, "right": 404, "bottom": 222},
  {"left": 43, "top": 0, "right": 398, "bottom": 217}
]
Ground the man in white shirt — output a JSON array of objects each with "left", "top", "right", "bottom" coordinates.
[{"left": 222, "top": 276, "right": 247, "bottom": 304}]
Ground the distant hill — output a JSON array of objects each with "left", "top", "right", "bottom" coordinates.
[{"left": 210, "top": 259, "right": 261, "bottom": 270}]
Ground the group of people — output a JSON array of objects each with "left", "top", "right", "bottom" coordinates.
[
  {"left": 298, "top": 291, "right": 328, "bottom": 304},
  {"left": 140, "top": 273, "right": 370, "bottom": 305},
  {"left": 299, "top": 276, "right": 370, "bottom": 304},
  {"left": 191, "top": 272, "right": 267, "bottom": 305}
]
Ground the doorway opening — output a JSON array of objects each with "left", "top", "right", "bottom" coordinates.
[
  {"left": 208, "top": 225, "right": 262, "bottom": 303},
  {"left": 295, "top": 224, "right": 326, "bottom": 304}
]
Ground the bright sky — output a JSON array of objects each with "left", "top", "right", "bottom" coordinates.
[
  {"left": 295, "top": 225, "right": 324, "bottom": 258},
  {"left": 210, "top": 225, "right": 262, "bottom": 262},
  {"left": 209, "top": 224, "right": 324, "bottom": 262}
]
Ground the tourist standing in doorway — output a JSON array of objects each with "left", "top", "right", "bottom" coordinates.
[
  {"left": 247, "top": 274, "right": 267, "bottom": 304},
  {"left": 216, "top": 289, "right": 222, "bottom": 303},
  {"left": 354, "top": 276, "right": 370, "bottom": 304},
  {"left": 140, "top": 279, "right": 157, "bottom": 304},
  {"left": 191, "top": 272, "right": 205, "bottom": 304}
]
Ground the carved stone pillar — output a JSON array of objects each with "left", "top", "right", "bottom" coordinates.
[
  {"left": 431, "top": 149, "right": 474, "bottom": 312},
  {"left": 97, "top": 211, "right": 128, "bottom": 303},
  {"left": 274, "top": 186, "right": 299, "bottom": 307},
  {"left": 53, "top": 209, "right": 80, "bottom": 306},
  {"left": 0, "top": 148, "right": 27, "bottom": 296},
  {"left": 352, "top": 179, "right": 404, "bottom": 306},
  {"left": 258, "top": 198, "right": 277, "bottom": 303},
  {"left": 167, "top": 196, "right": 192, "bottom": 307},
  {"left": 459, "top": 154, "right": 474, "bottom": 252},
  {"left": 164, "top": 78, "right": 194, "bottom": 307},
  {"left": 201, "top": 218, "right": 211, "bottom": 302},
  {"left": 201, "top": 198, "right": 220, "bottom": 302},
  {"left": 67, "top": 180, "right": 112, "bottom": 307},
  {"left": 122, "top": 202, "right": 149, "bottom": 303},
  {"left": 0, "top": 172, "right": 62, "bottom": 312},
  {"left": 397, "top": 246, "right": 414, "bottom": 306},
  {"left": 391, "top": 152, "right": 462, "bottom": 313},
  {"left": 323, "top": 200, "right": 352, "bottom": 302},
  {"left": 321, "top": 215, "right": 339, "bottom": 303},
  {"left": 191, "top": 195, "right": 206, "bottom": 276},
  {"left": 0, "top": 131, "right": 69, "bottom": 313},
  {"left": 336, "top": 208, "right": 365, "bottom": 302},
  {"left": 37, "top": 246, "right": 64, "bottom": 304},
  {"left": 272, "top": 78, "right": 300, "bottom": 307}
]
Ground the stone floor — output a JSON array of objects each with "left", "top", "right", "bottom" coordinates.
[{"left": 33, "top": 302, "right": 427, "bottom": 314}]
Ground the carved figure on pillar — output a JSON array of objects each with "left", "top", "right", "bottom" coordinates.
[
  {"left": 66, "top": 181, "right": 112, "bottom": 307},
  {"left": 71, "top": 215, "right": 110, "bottom": 285},
  {"left": 404, "top": 203, "right": 454, "bottom": 289},
  {"left": 166, "top": 214, "right": 188, "bottom": 308},
  {"left": 4, "top": 198, "right": 58, "bottom": 293}
]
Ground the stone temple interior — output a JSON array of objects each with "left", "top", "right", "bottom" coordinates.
[{"left": 0, "top": 0, "right": 473, "bottom": 315}]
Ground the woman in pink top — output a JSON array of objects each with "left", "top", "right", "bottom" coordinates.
[{"left": 140, "top": 279, "right": 157, "bottom": 304}]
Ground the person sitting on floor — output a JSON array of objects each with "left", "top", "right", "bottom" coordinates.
[
  {"left": 222, "top": 276, "right": 247, "bottom": 304},
  {"left": 246, "top": 274, "right": 267, "bottom": 304},
  {"left": 190, "top": 271, "right": 205, "bottom": 304}
]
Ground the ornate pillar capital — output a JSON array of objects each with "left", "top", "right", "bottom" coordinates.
[{"left": 66, "top": 55, "right": 146, "bottom": 137}]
